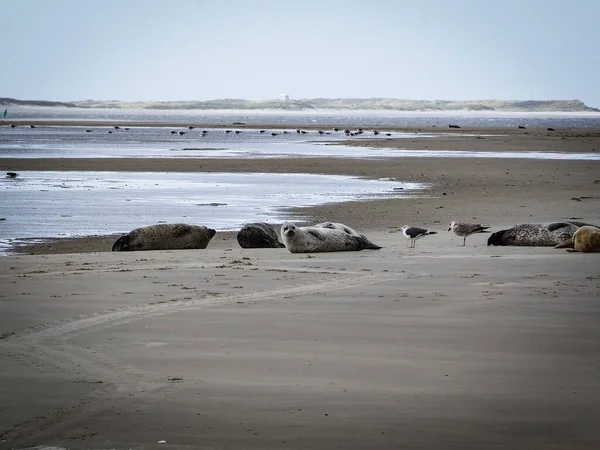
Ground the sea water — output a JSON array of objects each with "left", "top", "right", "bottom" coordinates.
[
  {"left": 0, "top": 171, "right": 426, "bottom": 250},
  {"left": 1, "top": 125, "right": 598, "bottom": 160}
]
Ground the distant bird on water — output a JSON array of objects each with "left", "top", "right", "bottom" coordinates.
[
  {"left": 448, "top": 221, "right": 491, "bottom": 246},
  {"left": 6, "top": 172, "right": 18, "bottom": 178},
  {"left": 401, "top": 225, "right": 437, "bottom": 248}
]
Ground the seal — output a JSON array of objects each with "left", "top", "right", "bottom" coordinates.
[
  {"left": 556, "top": 226, "right": 600, "bottom": 252},
  {"left": 112, "top": 223, "right": 216, "bottom": 252},
  {"left": 314, "top": 221, "right": 382, "bottom": 248},
  {"left": 236, "top": 222, "right": 285, "bottom": 248},
  {"left": 487, "top": 222, "right": 586, "bottom": 247},
  {"left": 281, "top": 222, "right": 381, "bottom": 253},
  {"left": 314, "top": 221, "right": 362, "bottom": 236}
]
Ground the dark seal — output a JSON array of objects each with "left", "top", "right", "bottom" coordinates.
[
  {"left": 236, "top": 222, "right": 285, "bottom": 248},
  {"left": 112, "top": 223, "right": 216, "bottom": 252}
]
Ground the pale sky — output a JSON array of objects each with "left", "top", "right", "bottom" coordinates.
[{"left": 2, "top": 0, "right": 599, "bottom": 107}]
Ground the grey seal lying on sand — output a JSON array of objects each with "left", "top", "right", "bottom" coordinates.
[
  {"left": 314, "top": 221, "right": 381, "bottom": 248},
  {"left": 314, "top": 221, "right": 363, "bottom": 236},
  {"left": 236, "top": 222, "right": 285, "bottom": 248},
  {"left": 487, "top": 222, "right": 591, "bottom": 247},
  {"left": 281, "top": 222, "right": 381, "bottom": 253},
  {"left": 112, "top": 223, "right": 216, "bottom": 252}
]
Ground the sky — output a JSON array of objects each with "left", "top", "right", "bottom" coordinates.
[{"left": 2, "top": 0, "right": 599, "bottom": 107}]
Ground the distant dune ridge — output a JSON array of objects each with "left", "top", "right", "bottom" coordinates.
[{"left": 1, "top": 97, "right": 598, "bottom": 112}]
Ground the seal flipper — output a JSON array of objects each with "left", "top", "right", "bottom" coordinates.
[
  {"left": 547, "top": 222, "right": 571, "bottom": 232},
  {"left": 358, "top": 234, "right": 382, "bottom": 250},
  {"left": 112, "top": 235, "right": 130, "bottom": 251},
  {"left": 355, "top": 235, "right": 382, "bottom": 250},
  {"left": 171, "top": 223, "right": 192, "bottom": 238},
  {"left": 307, "top": 229, "right": 327, "bottom": 241},
  {"left": 554, "top": 238, "right": 575, "bottom": 249}
]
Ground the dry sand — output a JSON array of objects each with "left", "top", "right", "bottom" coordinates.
[{"left": 1, "top": 126, "right": 600, "bottom": 449}]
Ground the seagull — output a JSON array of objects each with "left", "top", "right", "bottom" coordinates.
[
  {"left": 401, "top": 225, "right": 437, "bottom": 248},
  {"left": 448, "top": 221, "right": 491, "bottom": 246}
]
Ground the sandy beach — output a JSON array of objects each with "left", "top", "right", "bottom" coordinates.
[{"left": 1, "top": 125, "right": 600, "bottom": 449}]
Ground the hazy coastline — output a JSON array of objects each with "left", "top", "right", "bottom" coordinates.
[{"left": 2, "top": 97, "right": 599, "bottom": 112}]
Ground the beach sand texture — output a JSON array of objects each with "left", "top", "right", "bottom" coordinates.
[{"left": 1, "top": 125, "right": 600, "bottom": 449}]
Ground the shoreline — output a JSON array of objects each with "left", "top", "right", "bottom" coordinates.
[{"left": 2, "top": 126, "right": 600, "bottom": 255}]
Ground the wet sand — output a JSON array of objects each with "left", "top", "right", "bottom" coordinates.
[{"left": 1, "top": 126, "right": 600, "bottom": 449}]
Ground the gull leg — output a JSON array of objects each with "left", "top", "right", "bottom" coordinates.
[{"left": 463, "top": 236, "right": 467, "bottom": 246}]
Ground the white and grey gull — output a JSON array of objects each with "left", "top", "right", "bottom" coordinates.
[
  {"left": 401, "top": 225, "right": 437, "bottom": 248},
  {"left": 448, "top": 221, "right": 491, "bottom": 246}
]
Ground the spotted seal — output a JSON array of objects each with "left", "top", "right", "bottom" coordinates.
[
  {"left": 487, "top": 222, "right": 588, "bottom": 247},
  {"left": 112, "top": 223, "right": 216, "bottom": 252},
  {"left": 281, "top": 222, "right": 381, "bottom": 253},
  {"left": 236, "top": 222, "right": 285, "bottom": 248}
]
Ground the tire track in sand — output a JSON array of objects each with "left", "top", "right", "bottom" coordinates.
[{"left": 1, "top": 271, "right": 396, "bottom": 447}]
